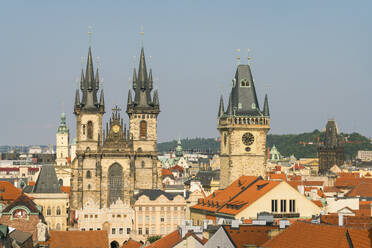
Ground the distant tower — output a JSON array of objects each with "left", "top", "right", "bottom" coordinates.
[
  {"left": 56, "top": 112, "right": 69, "bottom": 167},
  {"left": 318, "top": 119, "right": 344, "bottom": 174},
  {"left": 218, "top": 63, "right": 270, "bottom": 188},
  {"left": 175, "top": 139, "right": 183, "bottom": 158}
]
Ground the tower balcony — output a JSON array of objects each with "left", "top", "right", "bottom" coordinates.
[{"left": 218, "top": 116, "right": 270, "bottom": 129}]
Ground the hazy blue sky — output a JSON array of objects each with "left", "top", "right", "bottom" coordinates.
[{"left": 0, "top": 1, "right": 371, "bottom": 145}]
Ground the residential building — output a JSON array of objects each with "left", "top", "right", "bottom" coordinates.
[
  {"left": 218, "top": 62, "right": 270, "bottom": 188},
  {"left": 39, "top": 230, "right": 109, "bottom": 248},
  {"left": 357, "top": 150, "right": 372, "bottom": 161}
]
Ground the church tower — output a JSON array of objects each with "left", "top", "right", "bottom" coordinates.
[
  {"left": 127, "top": 47, "right": 161, "bottom": 189},
  {"left": 71, "top": 46, "right": 105, "bottom": 209},
  {"left": 218, "top": 63, "right": 270, "bottom": 188},
  {"left": 56, "top": 112, "right": 69, "bottom": 167}
]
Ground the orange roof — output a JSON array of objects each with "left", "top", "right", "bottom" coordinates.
[
  {"left": 321, "top": 214, "right": 372, "bottom": 228},
  {"left": 302, "top": 181, "right": 324, "bottom": 186},
  {"left": 60, "top": 186, "right": 70, "bottom": 194},
  {"left": 41, "top": 230, "right": 109, "bottom": 248},
  {"left": 181, "top": 231, "right": 208, "bottom": 245},
  {"left": 268, "top": 173, "right": 287, "bottom": 181},
  {"left": 346, "top": 182, "right": 372, "bottom": 198},
  {"left": 312, "top": 200, "right": 323, "bottom": 207},
  {"left": 162, "top": 168, "right": 173, "bottom": 177},
  {"left": 170, "top": 165, "right": 184, "bottom": 172},
  {"left": 323, "top": 186, "right": 342, "bottom": 193},
  {"left": 29, "top": 181, "right": 36, "bottom": 186},
  {"left": 223, "top": 225, "right": 278, "bottom": 247},
  {"left": 145, "top": 229, "right": 181, "bottom": 248},
  {"left": 288, "top": 175, "right": 302, "bottom": 181},
  {"left": 262, "top": 221, "right": 372, "bottom": 248},
  {"left": 0, "top": 181, "right": 23, "bottom": 202},
  {"left": 122, "top": 239, "right": 142, "bottom": 248}
]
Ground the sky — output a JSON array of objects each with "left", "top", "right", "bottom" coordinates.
[{"left": 0, "top": 1, "right": 371, "bottom": 145}]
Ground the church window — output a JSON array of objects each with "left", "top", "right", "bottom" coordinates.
[
  {"left": 140, "top": 121, "right": 147, "bottom": 139},
  {"left": 108, "top": 163, "right": 123, "bottom": 206},
  {"left": 47, "top": 207, "right": 51, "bottom": 216},
  {"left": 141, "top": 161, "right": 145, "bottom": 168},
  {"left": 56, "top": 207, "right": 61, "bottom": 215},
  {"left": 87, "top": 121, "right": 93, "bottom": 139},
  {"left": 86, "top": 170, "right": 91, "bottom": 178}
]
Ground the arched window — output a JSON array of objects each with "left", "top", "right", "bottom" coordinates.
[
  {"left": 140, "top": 120, "right": 147, "bottom": 139},
  {"left": 141, "top": 161, "right": 145, "bottom": 168},
  {"left": 108, "top": 163, "right": 123, "bottom": 206},
  {"left": 47, "top": 206, "right": 51, "bottom": 216},
  {"left": 58, "top": 179, "right": 63, "bottom": 186},
  {"left": 56, "top": 223, "right": 61, "bottom": 230},
  {"left": 87, "top": 121, "right": 93, "bottom": 139},
  {"left": 56, "top": 207, "right": 61, "bottom": 215},
  {"left": 86, "top": 170, "right": 91, "bottom": 179}
]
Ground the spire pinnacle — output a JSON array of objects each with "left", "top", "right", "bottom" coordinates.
[
  {"left": 138, "top": 47, "right": 147, "bottom": 85},
  {"left": 153, "top": 89, "right": 159, "bottom": 106},
  {"left": 263, "top": 94, "right": 269, "bottom": 116},
  {"left": 80, "top": 69, "right": 85, "bottom": 90},
  {"left": 88, "top": 26, "right": 92, "bottom": 46},
  {"left": 127, "top": 89, "right": 133, "bottom": 105},
  {"left": 218, "top": 95, "right": 224, "bottom": 117},
  {"left": 227, "top": 93, "right": 233, "bottom": 115},
  {"left": 86, "top": 47, "right": 94, "bottom": 89}
]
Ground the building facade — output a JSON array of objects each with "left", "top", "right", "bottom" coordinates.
[
  {"left": 218, "top": 63, "right": 270, "bottom": 188},
  {"left": 318, "top": 120, "right": 344, "bottom": 175},
  {"left": 70, "top": 46, "right": 162, "bottom": 210}
]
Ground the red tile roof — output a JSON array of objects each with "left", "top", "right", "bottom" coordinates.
[
  {"left": 346, "top": 182, "right": 372, "bottom": 198},
  {"left": 41, "top": 230, "right": 109, "bottom": 248},
  {"left": 162, "top": 169, "right": 173, "bottom": 177},
  {"left": 170, "top": 165, "right": 184, "bottom": 172},
  {"left": 122, "top": 239, "right": 142, "bottom": 248},
  {"left": 302, "top": 180, "right": 324, "bottom": 186},
  {"left": 144, "top": 229, "right": 181, "bottom": 248},
  {"left": 3, "top": 193, "right": 40, "bottom": 213},
  {"left": 323, "top": 186, "right": 342, "bottom": 193},
  {"left": 60, "top": 186, "right": 70, "bottom": 194},
  {"left": 312, "top": 200, "right": 323, "bottom": 207},
  {"left": 0, "top": 181, "right": 23, "bottom": 202},
  {"left": 268, "top": 173, "right": 287, "bottom": 181},
  {"left": 321, "top": 214, "right": 372, "bottom": 228},
  {"left": 262, "top": 221, "right": 372, "bottom": 248},
  {"left": 223, "top": 225, "right": 278, "bottom": 247}
]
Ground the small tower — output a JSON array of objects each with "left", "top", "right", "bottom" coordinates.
[
  {"left": 218, "top": 63, "right": 270, "bottom": 188},
  {"left": 175, "top": 139, "right": 183, "bottom": 158},
  {"left": 127, "top": 47, "right": 160, "bottom": 153},
  {"left": 56, "top": 112, "right": 69, "bottom": 167}
]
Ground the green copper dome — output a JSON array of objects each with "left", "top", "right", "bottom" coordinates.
[
  {"left": 57, "top": 112, "right": 69, "bottom": 134},
  {"left": 175, "top": 138, "right": 183, "bottom": 157}
]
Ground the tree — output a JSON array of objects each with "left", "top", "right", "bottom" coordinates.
[{"left": 147, "top": 235, "right": 162, "bottom": 243}]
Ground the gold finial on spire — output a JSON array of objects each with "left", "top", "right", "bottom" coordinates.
[
  {"left": 88, "top": 26, "right": 93, "bottom": 45},
  {"left": 247, "top": 48, "right": 251, "bottom": 64},
  {"left": 140, "top": 25, "right": 144, "bottom": 47},
  {"left": 237, "top": 49, "right": 241, "bottom": 65}
]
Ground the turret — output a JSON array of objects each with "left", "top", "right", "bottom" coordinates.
[
  {"left": 218, "top": 95, "right": 224, "bottom": 117},
  {"left": 263, "top": 94, "right": 269, "bottom": 116}
]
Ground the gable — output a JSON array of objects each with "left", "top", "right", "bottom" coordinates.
[{"left": 204, "top": 226, "right": 234, "bottom": 248}]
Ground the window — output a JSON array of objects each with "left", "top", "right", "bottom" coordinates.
[
  {"left": 117, "top": 214, "right": 121, "bottom": 218},
  {"left": 151, "top": 227, "right": 156, "bottom": 234},
  {"left": 173, "top": 216, "right": 177, "bottom": 222},
  {"left": 280, "top": 200, "right": 287, "bottom": 213},
  {"left": 138, "top": 215, "right": 143, "bottom": 223},
  {"left": 127, "top": 228, "right": 131, "bottom": 234},
  {"left": 95, "top": 215, "right": 98, "bottom": 218},
  {"left": 167, "top": 207, "right": 170, "bottom": 211},
  {"left": 81, "top": 228, "right": 85, "bottom": 231},
  {"left": 174, "top": 207, "right": 178, "bottom": 211},
  {"left": 161, "top": 217, "right": 164, "bottom": 222},
  {"left": 89, "top": 228, "right": 93, "bottom": 231},
  {"left": 289, "top": 200, "right": 296, "bottom": 213},
  {"left": 119, "top": 228, "right": 123, "bottom": 234},
  {"left": 140, "top": 120, "right": 147, "bottom": 139},
  {"left": 138, "top": 207, "right": 142, "bottom": 211},
  {"left": 151, "top": 215, "right": 155, "bottom": 222},
  {"left": 138, "top": 228, "right": 142, "bottom": 235},
  {"left": 84, "top": 214, "right": 88, "bottom": 219},
  {"left": 271, "top": 200, "right": 278, "bottom": 212},
  {"left": 88, "top": 184, "right": 91, "bottom": 190},
  {"left": 251, "top": 103, "right": 256, "bottom": 109},
  {"left": 145, "top": 216, "right": 149, "bottom": 223},
  {"left": 112, "top": 228, "right": 116, "bottom": 235},
  {"left": 86, "top": 170, "right": 91, "bottom": 178},
  {"left": 141, "top": 161, "right": 145, "bottom": 168},
  {"left": 47, "top": 207, "right": 51, "bottom": 216},
  {"left": 161, "top": 207, "right": 164, "bottom": 211},
  {"left": 152, "top": 206, "right": 156, "bottom": 211},
  {"left": 167, "top": 216, "right": 171, "bottom": 222},
  {"left": 58, "top": 178, "right": 63, "bottom": 186},
  {"left": 167, "top": 227, "right": 170, "bottom": 233},
  {"left": 82, "top": 124, "right": 86, "bottom": 135},
  {"left": 145, "top": 228, "right": 149, "bottom": 235},
  {"left": 87, "top": 121, "right": 93, "bottom": 139},
  {"left": 97, "top": 228, "right": 101, "bottom": 230},
  {"left": 56, "top": 207, "right": 61, "bottom": 215}
]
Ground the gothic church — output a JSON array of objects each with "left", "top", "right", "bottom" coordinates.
[{"left": 70, "top": 45, "right": 162, "bottom": 210}]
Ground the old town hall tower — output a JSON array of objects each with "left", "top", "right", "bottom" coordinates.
[
  {"left": 70, "top": 46, "right": 162, "bottom": 210},
  {"left": 218, "top": 62, "right": 270, "bottom": 188}
]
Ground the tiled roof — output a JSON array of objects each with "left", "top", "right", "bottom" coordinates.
[
  {"left": 262, "top": 221, "right": 372, "bottom": 248},
  {"left": 287, "top": 175, "right": 302, "bottom": 181},
  {"left": 60, "top": 186, "right": 70, "bottom": 194},
  {"left": 346, "top": 182, "right": 372, "bottom": 198},
  {"left": 321, "top": 214, "right": 372, "bottom": 228},
  {"left": 170, "top": 165, "right": 184, "bottom": 172},
  {"left": 302, "top": 181, "right": 324, "bottom": 186},
  {"left": 0, "top": 181, "right": 23, "bottom": 202},
  {"left": 223, "top": 225, "right": 278, "bottom": 247},
  {"left": 335, "top": 177, "right": 372, "bottom": 188},
  {"left": 144, "top": 229, "right": 181, "bottom": 248},
  {"left": 312, "top": 200, "right": 323, "bottom": 207},
  {"left": 134, "top": 189, "right": 184, "bottom": 201},
  {"left": 323, "top": 186, "right": 342, "bottom": 193},
  {"left": 3, "top": 194, "right": 40, "bottom": 213},
  {"left": 41, "top": 230, "right": 109, "bottom": 248},
  {"left": 162, "top": 169, "right": 173, "bottom": 177},
  {"left": 122, "top": 239, "right": 142, "bottom": 248},
  {"left": 268, "top": 173, "right": 287, "bottom": 181},
  {"left": 181, "top": 231, "right": 208, "bottom": 245}
]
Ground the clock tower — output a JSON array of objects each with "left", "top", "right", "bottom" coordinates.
[{"left": 218, "top": 63, "right": 270, "bottom": 188}]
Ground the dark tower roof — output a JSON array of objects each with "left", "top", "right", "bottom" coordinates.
[
  {"left": 74, "top": 46, "right": 104, "bottom": 115},
  {"left": 225, "top": 64, "right": 262, "bottom": 116},
  {"left": 33, "top": 165, "right": 61, "bottom": 193},
  {"left": 263, "top": 94, "right": 270, "bottom": 116},
  {"left": 127, "top": 47, "right": 160, "bottom": 115},
  {"left": 218, "top": 95, "right": 224, "bottom": 117},
  {"left": 324, "top": 120, "right": 339, "bottom": 147}
]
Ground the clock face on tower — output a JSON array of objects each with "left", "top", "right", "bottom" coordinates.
[
  {"left": 112, "top": 125, "right": 120, "bottom": 134},
  {"left": 242, "top": 132, "right": 254, "bottom": 146}
]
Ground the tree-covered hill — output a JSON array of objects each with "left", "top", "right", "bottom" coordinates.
[{"left": 158, "top": 131, "right": 372, "bottom": 160}]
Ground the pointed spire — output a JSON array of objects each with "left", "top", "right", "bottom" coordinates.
[
  {"left": 127, "top": 90, "right": 133, "bottom": 105},
  {"left": 227, "top": 93, "right": 233, "bottom": 115},
  {"left": 86, "top": 47, "right": 94, "bottom": 89},
  {"left": 218, "top": 95, "right": 224, "bottom": 117},
  {"left": 148, "top": 68, "right": 153, "bottom": 90},
  {"left": 153, "top": 89, "right": 159, "bottom": 106},
  {"left": 99, "top": 89, "right": 105, "bottom": 111},
  {"left": 263, "top": 94, "right": 269, "bottom": 116},
  {"left": 95, "top": 68, "right": 99, "bottom": 91},
  {"left": 138, "top": 47, "right": 147, "bottom": 86},
  {"left": 80, "top": 69, "right": 85, "bottom": 90},
  {"left": 74, "top": 89, "right": 80, "bottom": 107}
]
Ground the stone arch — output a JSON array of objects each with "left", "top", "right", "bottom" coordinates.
[
  {"left": 87, "top": 121, "right": 93, "bottom": 139},
  {"left": 108, "top": 163, "right": 123, "bottom": 206},
  {"left": 86, "top": 170, "right": 91, "bottom": 178},
  {"left": 110, "top": 241, "right": 119, "bottom": 248}
]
